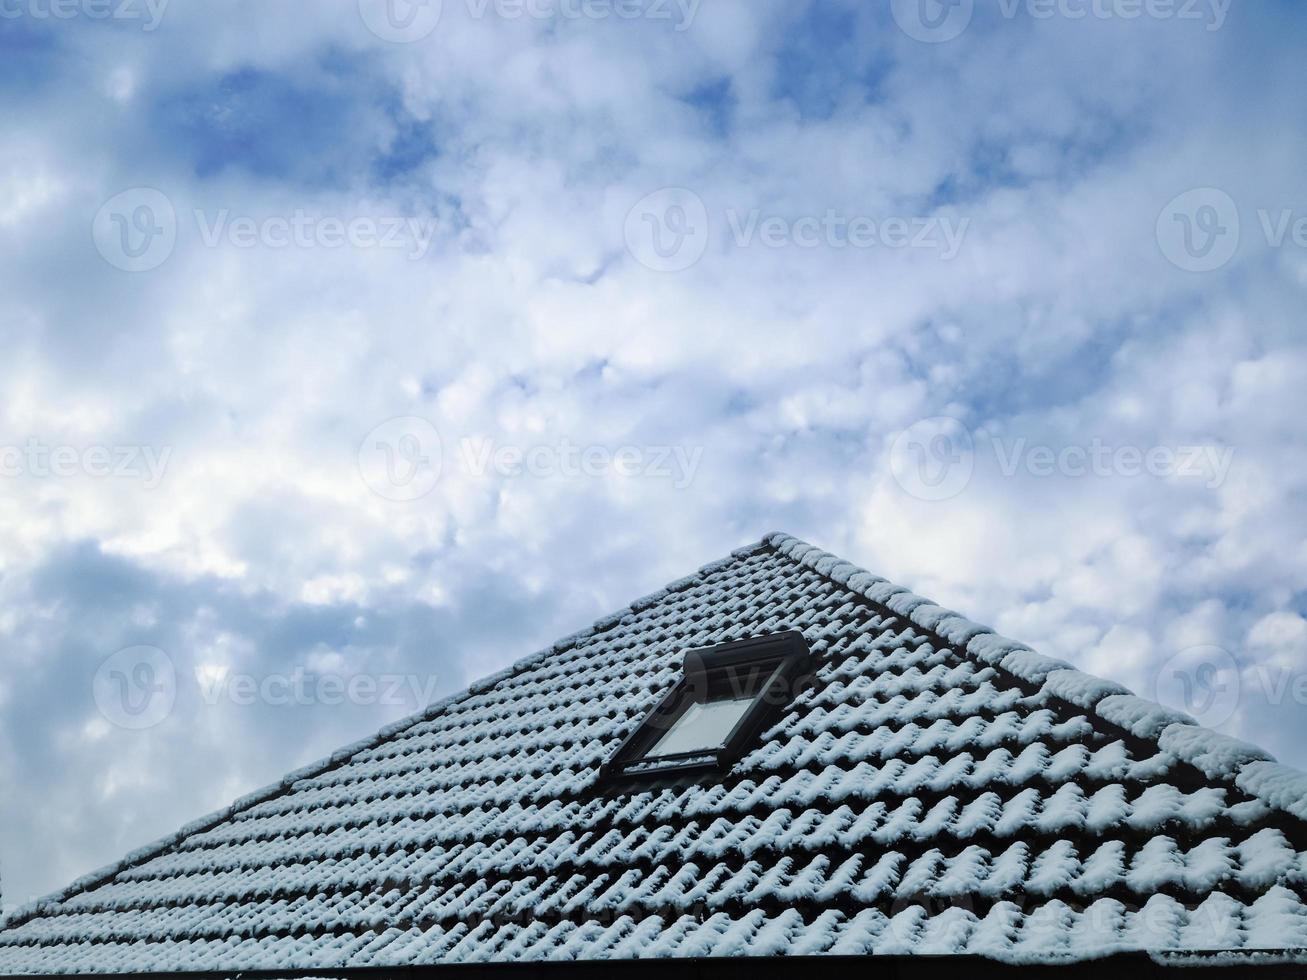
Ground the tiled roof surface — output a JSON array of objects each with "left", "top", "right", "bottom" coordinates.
[{"left": 4, "top": 532, "right": 1307, "bottom": 974}]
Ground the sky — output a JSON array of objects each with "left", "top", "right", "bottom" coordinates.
[{"left": 2, "top": 0, "right": 1306, "bottom": 911}]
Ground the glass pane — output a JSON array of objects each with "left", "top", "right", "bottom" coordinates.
[{"left": 647, "top": 695, "right": 754, "bottom": 757}]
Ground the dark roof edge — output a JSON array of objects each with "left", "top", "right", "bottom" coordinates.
[
  {"left": 763, "top": 531, "right": 1307, "bottom": 829},
  {"left": 0, "top": 539, "right": 772, "bottom": 933},
  {"left": 4, "top": 950, "right": 1307, "bottom": 980}
]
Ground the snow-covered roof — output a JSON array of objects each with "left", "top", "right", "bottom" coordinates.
[{"left": 3, "top": 531, "right": 1307, "bottom": 975}]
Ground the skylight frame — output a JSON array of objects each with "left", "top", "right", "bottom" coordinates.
[{"left": 599, "top": 630, "right": 812, "bottom": 783}]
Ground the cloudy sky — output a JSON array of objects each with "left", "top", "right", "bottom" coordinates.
[{"left": 3, "top": 0, "right": 1306, "bottom": 910}]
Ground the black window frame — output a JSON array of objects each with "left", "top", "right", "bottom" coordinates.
[{"left": 599, "top": 630, "right": 812, "bottom": 783}]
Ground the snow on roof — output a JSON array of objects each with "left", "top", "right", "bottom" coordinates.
[{"left": 3, "top": 531, "right": 1307, "bottom": 974}]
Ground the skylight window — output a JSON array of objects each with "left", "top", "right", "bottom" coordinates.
[
  {"left": 647, "top": 695, "right": 754, "bottom": 757},
  {"left": 600, "top": 631, "right": 812, "bottom": 782}
]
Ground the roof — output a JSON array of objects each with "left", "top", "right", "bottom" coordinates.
[{"left": 4, "top": 531, "right": 1307, "bottom": 976}]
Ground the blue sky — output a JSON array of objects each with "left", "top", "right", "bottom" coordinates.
[{"left": 2, "top": 0, "right": 1307, "bottom": 911}]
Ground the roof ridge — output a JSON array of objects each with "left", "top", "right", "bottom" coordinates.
[
  {"left": 1, "top": 539, "right": 773, "bottom": 933},
  {"left": 761, "top": 530, "right": 1307, "bottom": 827}
]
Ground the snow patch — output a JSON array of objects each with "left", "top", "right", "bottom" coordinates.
[
  {"left": 1000, "top": 650, "right": 1074, "bottom": 684},
  {"left": 1158, "top": 724, "right": 1274, "bottom": 780},
  {"left": 1041, "top": 669, "right": 1131, "bottom": 710},
  {"left": 1095, "top": 694, "right": 1197, "bottom": 739},
  {"left": 1237, "top": 762, "right": 1307, "bottom": 823}
]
